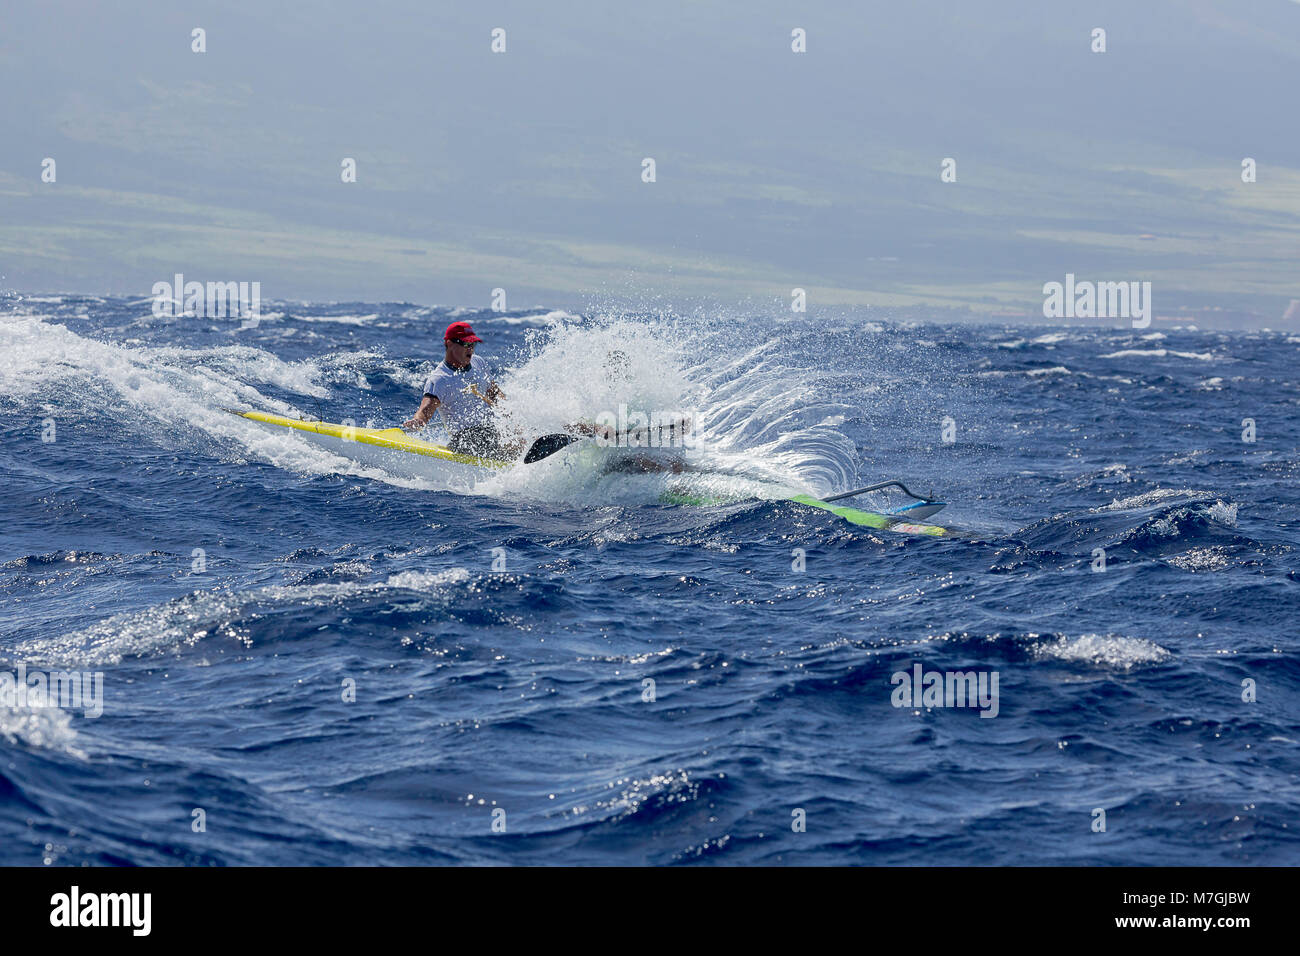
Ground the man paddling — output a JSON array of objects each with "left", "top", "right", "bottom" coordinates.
[{"left": 402, "top": 321, "right": 514, "bottom": 458}]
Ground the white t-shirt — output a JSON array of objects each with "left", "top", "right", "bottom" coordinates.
[{"left": 422, "top": 359, "right": 497, "bottom": 433}]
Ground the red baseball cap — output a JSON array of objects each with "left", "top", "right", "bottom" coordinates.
[{"left": 444, "top": 321, "right": 483, "bottom": 344}]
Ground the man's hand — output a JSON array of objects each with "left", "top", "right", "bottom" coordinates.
[{"left": 466, "top": 383, "right": 503, "bottom": 406}]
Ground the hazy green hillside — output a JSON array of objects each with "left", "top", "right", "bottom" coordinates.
[{"left": 2, "top": 0, "right": 1298, "bottom": 321}]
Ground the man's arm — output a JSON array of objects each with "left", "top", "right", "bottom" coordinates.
[
  {"left": 402, "top": 394, "right": 440, "bottom": 430},
  {"left": 564, "top": 415, "right": 691, "bottom": 442},
  {"left": 565, "top": 420, "right": 615, "bottom": 439}
]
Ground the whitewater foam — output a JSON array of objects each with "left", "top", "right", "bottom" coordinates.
[
  {"left": 1031, "top": 633, "right": 1173, "bottom": 668},
  {"left": 18, "top": 569, "right": 474, "bottom": 668},
  {"left": 1100, "top": 348, "right": 1215, "bottom": 360}
]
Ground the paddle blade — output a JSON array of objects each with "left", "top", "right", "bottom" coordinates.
[{"left": 523, "top": 433, "right": 579, "bottom": 464}]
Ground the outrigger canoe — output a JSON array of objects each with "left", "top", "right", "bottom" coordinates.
[{"left": 231, "top": 409, "right": 951, "bottom": 536}]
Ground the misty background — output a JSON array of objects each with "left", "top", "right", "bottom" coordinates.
[{"left": 2, "top": 0, "right": 1298, "bottom": 323}]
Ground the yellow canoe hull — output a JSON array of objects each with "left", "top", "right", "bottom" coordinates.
[{"left": 234, "top": 409, "right": 511, "bottom": 484}]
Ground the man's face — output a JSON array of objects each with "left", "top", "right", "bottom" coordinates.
[{"left": 446, "top": 338, "right": 477, "bottom": 363}]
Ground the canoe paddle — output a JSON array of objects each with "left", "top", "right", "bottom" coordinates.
[{"left": 523, "top": 433, "right": 579, "bottom": 463}]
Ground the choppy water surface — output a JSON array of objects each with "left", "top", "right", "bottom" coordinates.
[{"left": 2, "top": 295, "right": 1297, "bottom": 865}]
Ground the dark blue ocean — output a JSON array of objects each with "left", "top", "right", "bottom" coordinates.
[{"left": 2, "top": 294, "right": 1297, "bottom": 865}]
